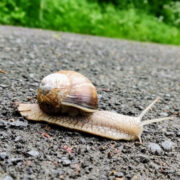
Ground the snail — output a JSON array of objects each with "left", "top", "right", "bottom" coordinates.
[{"left": 18, "top": 70, "right": 174, "bottom": 142}]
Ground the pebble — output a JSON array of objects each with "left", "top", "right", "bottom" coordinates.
[
  {"left": 20, "top": 175, "right": 36, "bottom": 180},
  {"left": 14, "top": 136, "right": 21, "bottom": 142},
  {"left": 149, "top": 162, "right": 159, "bottom": 170},
  {"left": 0, "top": 152, "right": 8, "bottom": 160},
  {"left": 27, "top": 150, "right": 40, "bottom": 157},
  {"left": 176, "top": 131, "right": 180, "bottom": 137},
  {"left": 148, "top": 143, "right": 162, "bottom": 155},
  {"left": 79, "top": 138, "right": 86, "bottom": 144},
  {"left": 0, "top": 120, "right": 7, "bottom": 127},
  {"left": 9, "top": 120, "right": 28, "bottom": 128},
  {"left": 114, "top": 172, "right": 124, "bottom": 177},
  {"left": 8, "top": 157, "right": 22, "bottom": 165},
  {"left": 161, "top": 140, "right": 174, "bottom": 151},
  {"left": 138, "top": 155, "right": 149, "bottom": 163},
  {"left": 0, "top": 132, "right": 8, "bottom": 139},
  {"left": 176, "top": 171, "right": 180, "bottom": 177},
  {"left": 99, "top": 175, "right": 108, "bottom": 180},
  {"left": 0, "top": 84, "right": 9, "bottom": 88},
  {"left": 159, "top": 112, "right": 168, "bottom": 117},
  {"left": 61, "top": 157, "right": 71, "bottom": 166},
  {"left": 86, "top": 145, "right": 91, "bottom": 152},
  {"left": 1, "top": 175, "right": 14, "bottom": 180},
  {"left": 165, "top": 131, "right": 174, "bottom": 136},
  {"left": 51, "top": 169, "right": 63, "bottom": 176},
  {"left": 81, "top": 161, "right": 89, "bottom": 168},
  {"left": 161, "top": 169, "right": 175, "bottom": 175},
  {"left": 164, "top": 94, "right": 171, "bottom": 100}
]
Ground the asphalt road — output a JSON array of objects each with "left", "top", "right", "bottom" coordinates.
[{"left": 0, "top": 26, "right": 180, "bottom": 180}]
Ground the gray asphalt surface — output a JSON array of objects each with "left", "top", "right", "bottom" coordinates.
[{"left": 0, "top": 26, "right": 180, "bottom": 180}]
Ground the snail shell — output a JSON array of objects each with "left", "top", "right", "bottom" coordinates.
[{"left": 37, "top": 71, "right": 98, "bottom": 115}]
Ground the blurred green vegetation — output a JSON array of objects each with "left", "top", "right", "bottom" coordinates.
[{"left": 0, "top": 0, "right": 180, "bottom": 45}]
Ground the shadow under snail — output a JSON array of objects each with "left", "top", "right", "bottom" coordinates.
[{"left": 18, "top": 70, "right": 174, "bottom": 142}]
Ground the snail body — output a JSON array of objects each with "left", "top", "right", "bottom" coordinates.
[{"left": 18, "top": 71, "right": 173, "bottom": 142}]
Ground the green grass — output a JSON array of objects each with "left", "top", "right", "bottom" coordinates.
[{"left": 0, "top": 0, "right": 180, "bottom": 45}]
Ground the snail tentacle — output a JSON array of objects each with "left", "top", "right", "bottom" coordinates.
[{"left": 138, "top": 97, "right": 160, "bottom": 120}]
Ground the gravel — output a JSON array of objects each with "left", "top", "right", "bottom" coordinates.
[{"left": 0, "top": 25, "right": 180, "bottom": 179}]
